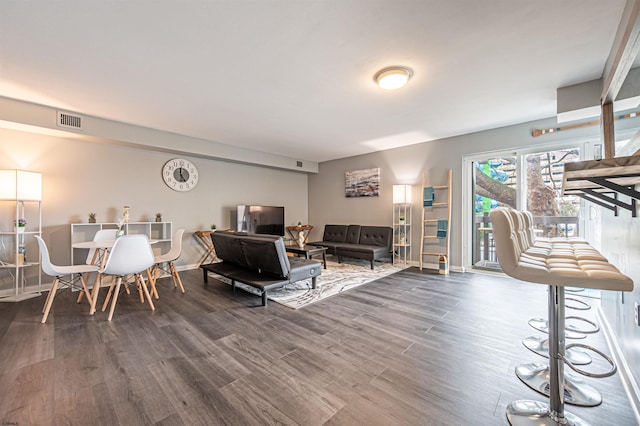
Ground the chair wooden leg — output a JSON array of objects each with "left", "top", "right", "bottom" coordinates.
[
  {"left": 42, "top": 278, "right": 57, "bottom": 314},
  {"left": 168, "top": 262, "right": 178, "bottom": 289},
  {"left": 107, "top": 277, "right": 123, "bottom": 321},
  {"left": 76, "top": 270, "right": 94, "bottom": 304},
  {"left": 42, "top": 278, "right": 60, "bottom": 323},
  {"left": 137, "top": 273, "right": 155, "bottom": 311},
  {"left": 170, "top": 263, "right": 185, "bottom": 293},
  {"left": 79, "top": 275, "right": 95, "bottom": 315},
  {"left": 146, "top": 267, "right": 159, "bottom": 299},
  {"left": 137, "top": 276, "right": 144, "bottom": 304},
  {"left": 102, "top": 278, "right": 117, "bottom": 312},
  {"left": 123, "top": 274, "right": 131, "bottom": 295},
  {"left": 90, "top": 273, "right": 103, "bottom": 315}
]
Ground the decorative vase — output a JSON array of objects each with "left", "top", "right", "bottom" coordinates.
[
  {"left": 15, "top": 226, "right": 25, "bottom": 234},
  {"left": 116, "top": 229, "right": 124, "bottom": 239},
  {"left": 155, "top": 215, "right": 162, "bottom": 223},
  {"left": 297, "top": 231, "right": 305, "bottom": 248}
]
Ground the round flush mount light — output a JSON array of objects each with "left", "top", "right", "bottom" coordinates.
[{"left": 374, "top": 66, "right": 413, "bottom": 90}]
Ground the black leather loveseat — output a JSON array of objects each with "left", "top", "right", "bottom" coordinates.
[
  {"left": 200, "top": 231, "right": 322, "bottom": 306},
  {"left": 308, "top": 225, "right": 392, "bottom": 269}
]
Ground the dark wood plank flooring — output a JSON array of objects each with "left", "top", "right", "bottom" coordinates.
[{"left": 0, "top": 265, "right": 636, "bottom": 425}]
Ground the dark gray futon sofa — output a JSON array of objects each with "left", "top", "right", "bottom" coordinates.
[
  {"left": 308, "top": 224, "right": 392, "bottom": 269},
  {"left": 200, "top": 231, "right": 321, "bottom": 306}
]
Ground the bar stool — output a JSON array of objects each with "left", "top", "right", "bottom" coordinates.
[{"left": 491, "top": 208, "right": 633, "bottom": 426}]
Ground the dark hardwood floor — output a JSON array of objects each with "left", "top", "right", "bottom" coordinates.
[{"left": 0, "top": 264, "right": 636, "bottom": 425}]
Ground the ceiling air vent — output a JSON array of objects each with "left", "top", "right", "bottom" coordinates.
[{"left": 56, "top": 111, "right": 83, "bottom": 130}]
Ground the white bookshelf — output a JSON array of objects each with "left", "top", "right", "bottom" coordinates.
[
  {"left": 70, "top": 222, "right": 172, "bottom": 268},
  {"left": 0, "top": 199, "right": 42, "bottom": 301}
]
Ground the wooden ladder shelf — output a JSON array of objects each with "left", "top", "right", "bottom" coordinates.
[{"left": 419, "top": 170, "right": 452, "bottom": 272}]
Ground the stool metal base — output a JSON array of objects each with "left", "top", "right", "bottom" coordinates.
[
  {"left": 565, "top": 297, "right": 591, "bottom": 311},
  {"left": 506, "top": 400, "right": 591, "bottom": 426},
  {"left": 515, "top": 362, "right": 602, "bottom": 407},
  {"left": 522, "top": 336, "right": 592, "bottom": 365},
  {"left": 528, "top": 318, "right": 587, "bottom": 339}
]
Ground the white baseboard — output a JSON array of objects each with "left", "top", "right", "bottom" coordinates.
[{"left": 598, "top": 306, "right": 640, "bottom": 425}]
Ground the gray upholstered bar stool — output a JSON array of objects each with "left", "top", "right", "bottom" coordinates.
[{"left": 491, "top": 208, "right": 634, "bottom": 426}]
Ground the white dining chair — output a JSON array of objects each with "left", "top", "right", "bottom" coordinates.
[
  {"left": 77, "top": 228, "right": 119, "bottom": 306},
  {"left": 99, "top": 234, "right": 156, "bottom": 321},
  {"left": 35, "top": 236, "right": 100, "bottom": 324},
  {"left": 85, "top": 229, "right": 118, "bottom": 266},
  {"left": 148, "top": 229, "right": 185, "bottom": 298}
]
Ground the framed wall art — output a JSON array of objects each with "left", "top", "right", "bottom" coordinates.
[{"left": 345, "top": 167, "right": 380, "bottom": 197}]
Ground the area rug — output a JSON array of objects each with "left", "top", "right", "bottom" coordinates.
[{"left": 208, "top": 259, "right": 406, "bottom": 309}]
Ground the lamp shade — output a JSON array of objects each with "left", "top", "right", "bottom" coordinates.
[
  {"left": 393, "top": 184, "right": 412, "bottom": 204},
  {"left": 0, "top": 170, "right": 42, "bottom": 201}
]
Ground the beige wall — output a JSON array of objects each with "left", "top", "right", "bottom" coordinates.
[{"left": 0, "top": 127, "right": 309, "bottom": 275}]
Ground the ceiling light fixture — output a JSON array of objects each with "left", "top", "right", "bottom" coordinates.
[{"left": 374, "top": 66, "right": 413, "bottom": 90}]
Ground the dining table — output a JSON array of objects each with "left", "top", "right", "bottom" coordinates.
[{"left": 72, "top": 238, "right": 158, "bottom": 314}]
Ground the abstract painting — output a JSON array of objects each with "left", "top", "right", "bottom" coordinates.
[{"left": 345, "top": 167, "right": 380, "bottom": 197}]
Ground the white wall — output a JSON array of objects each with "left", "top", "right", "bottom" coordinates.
[
  {"left": 0, "top": 127, "right": 309, "bottom": 277},
  {"left": 600, "top": 205, "right": 640, "bottom": 403}
]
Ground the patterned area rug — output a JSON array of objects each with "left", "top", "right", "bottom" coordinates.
[{"left": 208, "top": 258, "right": 406, "bottom": 309}]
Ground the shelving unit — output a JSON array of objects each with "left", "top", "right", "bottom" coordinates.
[
  {"left": 420, "top": 170, "right": 452, "bottom": 272},
  {"left": 0, "top": 171, "right": 42, "bottom": 301},
  {"left": 392, "top": 198, "right": 412, "bottom": 266},
  {"left": 71, "top": 222, "right": 172, "bottom": 269}
]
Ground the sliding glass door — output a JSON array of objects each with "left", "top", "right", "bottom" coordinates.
[
  {"left": 472, "top": 156, "right": 516, "bottom": 269},
  {"left": 468, "top": 146, "right": 582, "bottom": 271},
  {"left": 523, "top": 149, "right": 581, "bottom": 238}
]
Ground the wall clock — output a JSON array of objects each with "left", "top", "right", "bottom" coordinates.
[{"left": 162, "top": 158, "right": 199, "bottom": 192}]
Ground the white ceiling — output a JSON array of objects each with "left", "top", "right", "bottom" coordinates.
[{"left": 0, "top": 1, "right": 629, "bottom": 163}]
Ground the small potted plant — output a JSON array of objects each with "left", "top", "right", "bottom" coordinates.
[
  {"left": 399, "top": 216, "right": 405, "bottom": 224},
  {"left": 210, "top": 224, "right": 217, "bottom": 232},
  {"left": 15, "top": 218, "right": 26, "bottom": 233}
]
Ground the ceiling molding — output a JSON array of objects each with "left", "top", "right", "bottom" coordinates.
[{"left": 0, "top": 96, "right": 318, "bottom": 173}]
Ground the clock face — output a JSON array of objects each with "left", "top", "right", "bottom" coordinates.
[{"left": 162, "top": 158, "right": 199, "bottom": 192}]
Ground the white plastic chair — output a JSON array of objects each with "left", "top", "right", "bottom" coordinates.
[
  {"left": 77, "top": 228, "right": 118, "bottom": 306},
  {"left": 99, "top": 234, "right": 155, "bottom": 321},
  {"left": 149, "top": 229, "right": 185, "bottom": 298},
  {"left": 85, "top": 229, "right": 118, "bottom": 266},
  {"left": 35, "top": 236, "right": 100, "bottom": 324}
]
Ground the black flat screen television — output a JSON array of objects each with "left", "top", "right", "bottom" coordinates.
[{"left": 236, "top": 205, "right": 285, "bottom": 236}]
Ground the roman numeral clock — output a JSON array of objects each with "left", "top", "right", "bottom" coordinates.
[{"left": 162, "top": 158, "right": 199, "bottom": 192}]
